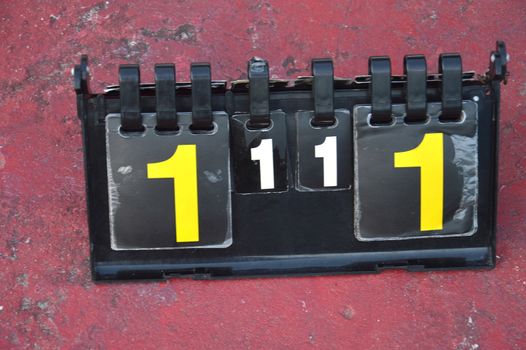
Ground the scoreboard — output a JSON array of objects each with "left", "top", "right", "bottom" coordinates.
[{"left": 74, "top": 42, "right": 508, "bottom": 281}]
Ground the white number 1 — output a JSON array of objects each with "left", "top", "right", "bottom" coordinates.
[
  {"left": 315, "top": 136, "right": 337, "bottom": 187},
  {"left": 251, "top": 139, "right": 275, "bottom": 190}
]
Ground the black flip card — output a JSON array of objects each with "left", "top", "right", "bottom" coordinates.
[
  {"left": 105, "top": 112, "right": 232, "bottom": 249},
  {"left": 354, "top": 101, "right": 478, "bottom": 240},
  {"left": 295, "top": 109, "right": 352, "bottom": 191},
  {"left": 230, "top": 110, "right": 288, "bottom": 193}
]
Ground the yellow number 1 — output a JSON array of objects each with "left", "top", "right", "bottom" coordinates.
[
  {"left": 394, "top": 133, "right": 444, "bottom": 231},
  {"left": 147, "top": 145, "right": 199, "bottom": 242}
]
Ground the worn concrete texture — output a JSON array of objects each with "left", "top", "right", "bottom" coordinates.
[{"left": 0, "top": 1, "right": 525, "bottom": 349}]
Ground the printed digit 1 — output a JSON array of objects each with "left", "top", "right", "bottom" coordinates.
[
  {"left": 251, "top": 139, "right": 275, "bottom": 190},
  {"left": 315, "top": 136, "right": 337, "bottom": 187},
  {"left": 147, "top": 145, "right": 199, "bottom": 242},
  {"left": 394, "top": 133, "right": 444, "bottom": 231}
]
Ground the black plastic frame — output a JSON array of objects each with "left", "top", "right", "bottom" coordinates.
[{"left": 74, "top": 42, "right": 507, "bottom": 281}]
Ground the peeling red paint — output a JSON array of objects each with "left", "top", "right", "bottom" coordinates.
[{"left": 0, "top": 1, "right": 525, "bottom": 348}]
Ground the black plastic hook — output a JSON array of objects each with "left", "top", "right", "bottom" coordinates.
[
  {"left": 191, "top": 63, "right": 213, "bottom": 130},
  {"left": 155, "top": 64, "right": 177, "bottom": 131},
  {"left": 119, "top": 65, "right": 143, "bottom": 132},
  {"left": 369, "top": 56, "right": 392, "bottom": 124},
  {"left": 439, "top": 53, "right": 462, "bottom": 121},
  {"left": 311, "top": 58, "right": 335, "bottom": 126},
  {"left": 247, "top": 57, "right": 270, "bottom": 128},
  {"left": 404, "top": 55, "right": 427, "bottom": 122}
]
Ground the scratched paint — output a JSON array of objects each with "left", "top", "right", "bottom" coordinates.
[{"left": 0, "top": 1, "right": 525, "bottom": 349}]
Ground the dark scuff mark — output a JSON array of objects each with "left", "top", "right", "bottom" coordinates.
[
  {"left": 19, "top": 297, "right": 31, "bottom": 312},
  {"left": 338, "top": 24, "right": 362, "bottom": 31},
  {"left": 110, "top": 293, "right": 119, "bottom": 307},
  {"left": 141, "top": 24, "right": 197, "bottom": 43},
  {"left": 49, "top": 15, "right": 59, "bottom": 26},
  {"left": 113, "top": 39, "right": 149, "bottom": 61},
  {"left": 341, "top": 307, "right": 354, "bottom": 320},
  {"left": 282, "top": 56, "right": 295, "bottom": 68},
  {"left": 405, "top": 36, "right": 417, "bottom": 47},
  {"left": 16, "top": 274, "right": 28, "bottom": 287},
  {"left": 282, "top": 56, "right": 302, "bottom": 76},
  {"left": 36, "top": 300, "right": 49, "bottom": 310},
  {"left": 3, "top": 229, "right": 22, "bottom": 260},
  {"left": 76, "top": 2, "right": 109, "bottom": 31}
]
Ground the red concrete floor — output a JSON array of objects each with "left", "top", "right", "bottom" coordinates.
[{"left": 0, "top": 0, "right": 525, "bottom": 349}]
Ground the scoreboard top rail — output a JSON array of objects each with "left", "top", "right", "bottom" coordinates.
[{"left": 74, "top": 41, "right": 508, "bottom": 281}]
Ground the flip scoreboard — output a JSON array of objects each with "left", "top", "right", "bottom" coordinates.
[{"left": 74, "top": 42, "right": 508, "bottom": 281}]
